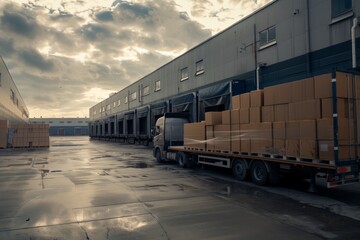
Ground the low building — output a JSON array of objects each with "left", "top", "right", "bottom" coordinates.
[
  {"left": 29, "top": 118, "right": 89, "bottom": 136},
  {"left": 0, "top": 56, "right": 29, "bottom": 124}
]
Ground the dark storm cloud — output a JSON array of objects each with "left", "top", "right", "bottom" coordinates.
[
  {"left": 0, "top": 37, "right": 15, "bottom": 56},
  {"left": 95, "top": 10, "right": 113, "bottom": 21},
  {"left": 19, "top": 48, "right": 55, "bottom": 71},
  {"left": 80, "top": 23, "right": 112, "bottom": 41},
  {"left": 0, "top": 0, "right": 213, "bottom": 117},
  {"left": 114, "top": 1, "right": 151, "bottom": 18},
  {"left": 0, "top": 9, "right": 39, "bottom": 38}
]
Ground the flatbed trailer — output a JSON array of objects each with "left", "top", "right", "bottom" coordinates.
[
  {"left": 153, "top": 70, "right": 360, "bottom": 189},
  {"left": 167, "top": 145, "right": 359, "bottom": 188}
]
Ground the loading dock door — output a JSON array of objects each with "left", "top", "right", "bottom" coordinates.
[
  {"left": 137, "top": 106, "right": 149, "bottom": 137},
  {"left": 150, "top": 101, "right": 168, "bottom": 131},
  {"left": 125, "top": 112, "right": 135, "bottom": 136},
  {"left": 198, "top": 82, "right": 231, "bottom": 121},
  {"left": 172, "top": 93, "right": 196, "bottom": 122}
]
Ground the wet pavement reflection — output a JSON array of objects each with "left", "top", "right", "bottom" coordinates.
[{"left": 0, "top": 136, "right": 359, "bottom": 239}]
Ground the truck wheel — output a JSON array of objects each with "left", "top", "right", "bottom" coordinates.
[
  {"left": 232, "top": 159, "right": 248, "bottom": 181},
  {"left": 155, "top": 149, "right": 162, "bottom": 163},
  {"left": 250, "top": 161, "right": 269, "bottom": 186},
  {"left": 177, "top": 152, "right": 187, "bottom": 168}
]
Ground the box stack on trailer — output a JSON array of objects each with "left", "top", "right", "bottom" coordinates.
[
  {"left": 11, "top": 124, "right": 50, "bottom": 148},
  {"left": 0, "top": 120, "right": 8, "bottom": 149},
  {"left": 182, "top": 71, "right": 359, "bottom": 165}
]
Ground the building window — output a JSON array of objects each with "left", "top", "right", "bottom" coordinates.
[
  {"left": 130, "top": 91, "right": 137, "bottom": 101},
  {"left": 94, "top": 110, "right": 97, "bottom": 115},
  {"left": 67, "top": 121, "right": 72, "bottom": 123},
  {"left": 259, "top": 26, "right": 276, "bottom": 47},
  {"left": 143, "top": 86, "right": 150, "bottom": 96},
  {"left": 49, "top": 121, "right": 53, "bottom": 123},
  {"left": 155, "top": 80, "right": 161, "bottom": 91},
  {"left": 102, "top": 106, "right": 105, "bottom": 112},
  {"left": 117, "top": 99, "right": 121, "bottom": 106},
  {"left": 195, "top": 60, "right": 204, "bottom": 76},
  {"left": 125, "top": 96, "right": 128, "bottom": 103},
  {"left": 331, "top": 0, "right": 352, "bottom": 18},
  {"left": 10, "top": 89, "right": 15, "bottom": 103},
  {"left": 180, "top": 67, "right": 189, "bottom": 81},
  {"left": 106, "top": 104, "right": 110, "bottom": 110},
  {"left": 60, "top": 121, "right": 64, "bottom": 123},
  {"left": 113, "top": 102, "right": 116, "bottom": 107}
]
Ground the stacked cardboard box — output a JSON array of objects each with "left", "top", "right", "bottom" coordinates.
[
  {"left": 314, "top": 72, "right": 358, "bottom": 161},
  {"left": 184, "top": 122, "right": 206, "bottom": 150},
  {"left": 11, "top": 124, "right": 50, "bottom": 148},
  {"left": 183, "top": 71, "right": 359, "bottom": 163},
  {"left": 0, "top": 120, "right": 8, "bottom": 149}
]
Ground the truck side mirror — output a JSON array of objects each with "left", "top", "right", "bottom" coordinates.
[{"left": 155, "top": 126, "right": 160, "bottom": 135}]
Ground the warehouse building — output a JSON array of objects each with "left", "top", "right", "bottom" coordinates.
[
  {"left": 0, "top": 56, "right": 29, "bottom": 124},
  {"left": 89, "top": 0, "right": 359, "bottom": 144},
  {"left": 30, "top": 118, "right": 89, "bottom": 136}
]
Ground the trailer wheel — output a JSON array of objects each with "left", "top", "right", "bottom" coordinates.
[
  {"left": 232, "top": 159, "right": 248, "bottom": 181},
  {"left": 155, "top": 149, "right": 162, "bottom": 163},
  {"left": 177, "top": 152, "right": 187, "bottom": 168},
  {"left": 250, "top": 161, "right": 269, "bottom": 186}
]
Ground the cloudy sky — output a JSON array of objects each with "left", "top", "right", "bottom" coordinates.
[{"left": 0, "top": 0, "right": 271, "bottom": 118}]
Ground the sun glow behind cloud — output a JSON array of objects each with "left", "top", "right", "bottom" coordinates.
[{"left": 0, "top": 0, "right": 272, "bottom": 118}]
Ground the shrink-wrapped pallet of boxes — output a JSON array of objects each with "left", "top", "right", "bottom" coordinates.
[{"left": 10, "top": 124, "right": 50, "bottom": 148}]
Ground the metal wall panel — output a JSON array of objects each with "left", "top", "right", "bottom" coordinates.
[{"left": 90, "top": 0, "right": 360, "bottom": 124}]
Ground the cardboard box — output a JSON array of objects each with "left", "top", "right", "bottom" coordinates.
[
  {"left": 239, "top": 109, "right": 250, "bottom": 124},
  {"left": 273, "top": 122, "right": 286, "bottom": 139},
  {"left": 222, "top": 110, "right": 231, "bottom": 125},
  {"left": 321, "top": 98, "right": 353, "bottom": 119},
  {"left": 286, "top": 121, "right": 300, "bottom": 140},
  {"left": 231, "top": 124, "right": 241, "bottom": 152},
  {"left": 274, "top": 104, "right": 289, "bottom": 121},
  {"left": 250, "top": 107, "right": 261, "bottom": 123},
  {"left": 250, "top": 90, "right": 264, "bottom": 107},
  {"left": 300, "top": 120, "right": 317, "bottom": 140},
  {"left": 314, "top": 72, "right": 354, "bottom": 99},
  {"left": 274, "top": 83, "right": 292, "bottom": 105},
  {"left": 0, "top": 120, "right": 8, "bottom": 148},
  {"left": 240, "top": 124, "right": 252, "bottom": 140},
  {"left": 232, "top": 95, "right": 241, "bottom": 110},
  {"left": 240, "top": 93, "right": 250, "bottom": 109},
  {"left": 206, "top": 125, "right": 214, "bottom": 139},
  {"left": 319, "top": 140, "right": 356, "bottom": 161},
  {"left": 291, "top": 78, "right": 315, "bottom": 103},
  {"left": 261, "top": 106, "right": 274, "bottom": 122},
  {"left": 184, "top": 122, "right": 206, "bottom": 149},
  {"left": 205, "top": 112, "right": 222, "bottom": 126},
  {"left": 264, "top": 86, "right": 274, "bottom": 106},
  {"left": 286, "top": 140, "right": 300, "bottom": 157},
  {"left": 317, "top": 118, "right": 353, "bottom": 140},
  {"left": 258, "top": 122, "right": 273, "bottom": 140},
  {"left": 214, "top": 125, "right": 231, "bottom": 151},
  {"left": 251, "top": 140, "right": 273, "bottom": 154},
  {"left": 240, "top": 139, "right": 251, "bottom": 153},
  {"left": 231, "top": 109, "right": 240, "bottom": 124},
  {"left": 273, "top": 139, "right": 286, "bottom": 156},
  {"left": 289, "top": 100, "right": 321, "bottom": 120},
  {"left": 300, "top": 140, "right": 318, "bottom": 159}
]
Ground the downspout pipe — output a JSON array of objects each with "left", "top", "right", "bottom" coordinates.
[
  {"left": 256, "top": 66, "right": 260, "bottom": 90},
  {"left": 352, "top": 17, "right": 358, "bottom": 68}
]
